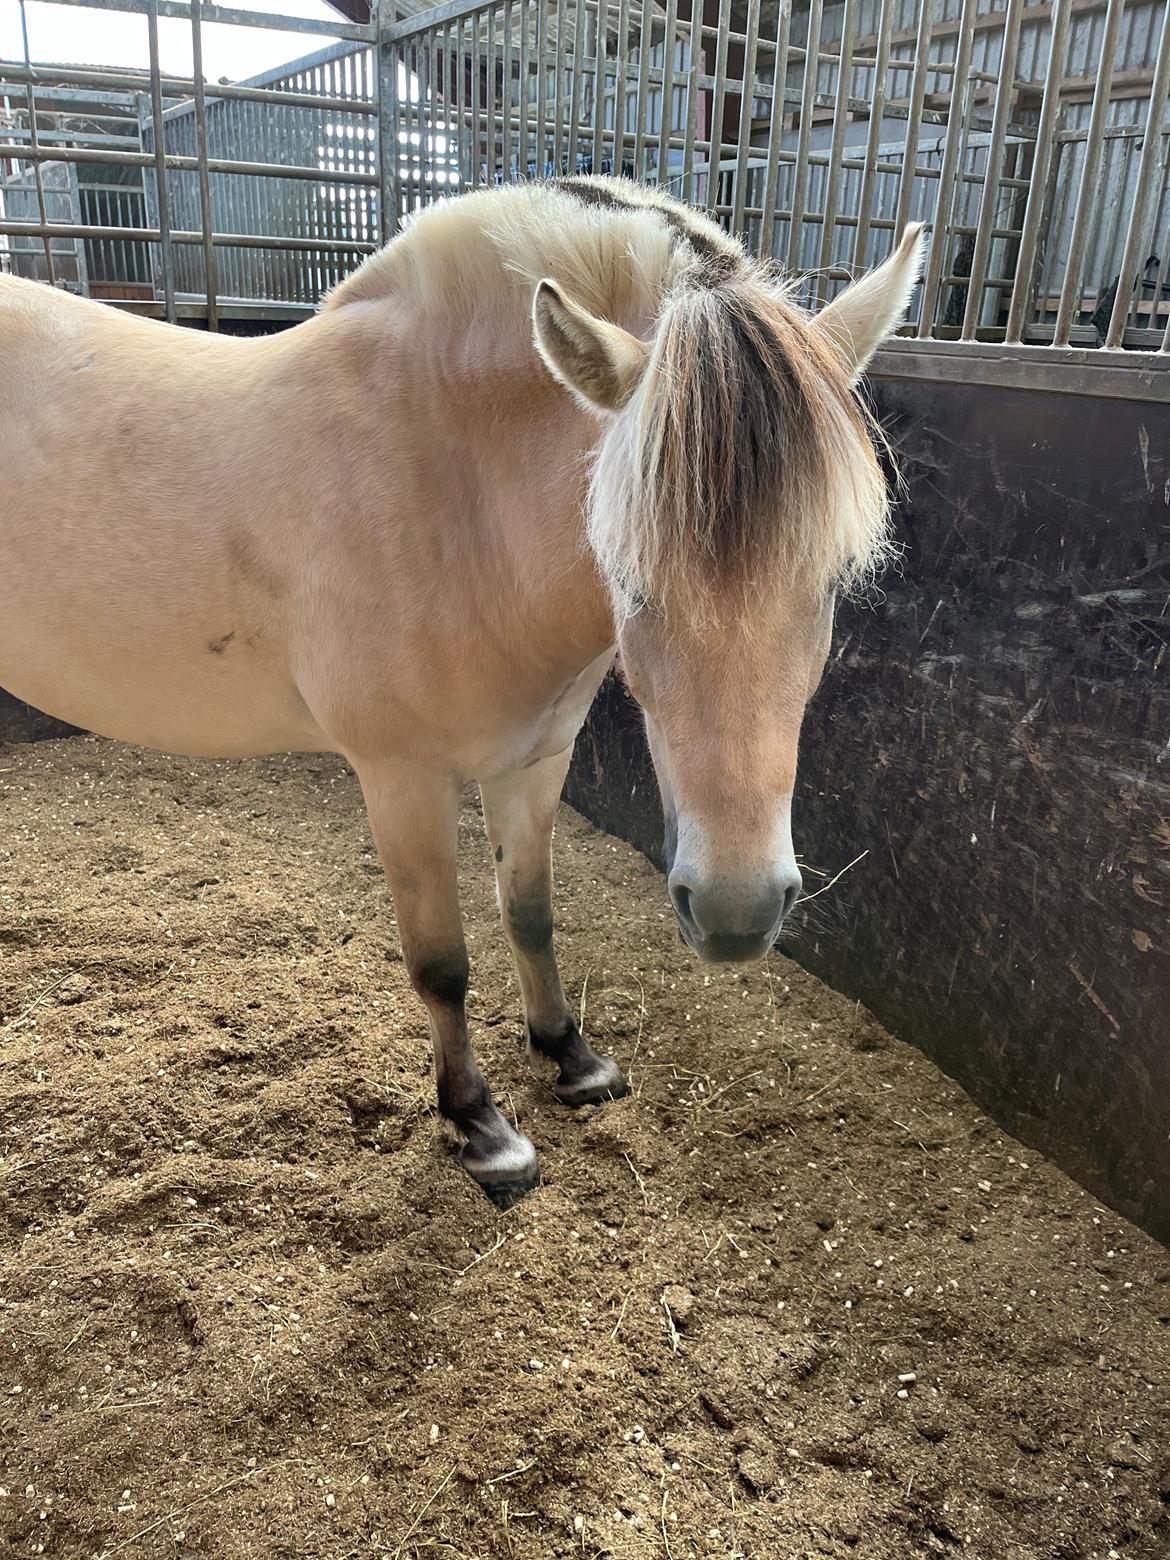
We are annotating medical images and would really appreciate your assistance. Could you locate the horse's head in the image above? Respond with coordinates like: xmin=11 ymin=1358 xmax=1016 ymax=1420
xmin=534 ymin=222 xmax=924 ymax=963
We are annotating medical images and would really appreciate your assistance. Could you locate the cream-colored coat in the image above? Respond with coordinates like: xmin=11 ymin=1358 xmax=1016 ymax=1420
xmin=0 ymin=182 xmax=923 ymax=1205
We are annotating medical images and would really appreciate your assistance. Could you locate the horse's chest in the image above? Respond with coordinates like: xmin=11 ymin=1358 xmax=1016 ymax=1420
xmin=480 ymin=647 xmax=615 ymax=778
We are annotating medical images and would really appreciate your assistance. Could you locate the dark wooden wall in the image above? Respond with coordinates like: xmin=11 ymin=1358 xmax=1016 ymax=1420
xmin=566 ymin=375 xmax=1170 ymax=1247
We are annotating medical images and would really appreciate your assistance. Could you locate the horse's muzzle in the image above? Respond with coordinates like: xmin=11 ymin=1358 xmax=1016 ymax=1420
xmin=669 ymin=869 xmax=801 ymax=965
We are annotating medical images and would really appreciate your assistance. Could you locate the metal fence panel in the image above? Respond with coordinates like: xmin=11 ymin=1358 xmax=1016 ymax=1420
xmin=1 ymin=0 xmax=1167 ymax=354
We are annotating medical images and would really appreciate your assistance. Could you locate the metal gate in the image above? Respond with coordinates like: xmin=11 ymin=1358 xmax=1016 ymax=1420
xmin=1 ymin=0 xmax=1168 ymax=371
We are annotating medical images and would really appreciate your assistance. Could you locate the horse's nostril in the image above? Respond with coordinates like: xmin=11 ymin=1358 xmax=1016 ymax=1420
xmin=781 ymin=875 xmax=802 ymax=921
xmin=670 ymin=880 xmax=695 ymax=929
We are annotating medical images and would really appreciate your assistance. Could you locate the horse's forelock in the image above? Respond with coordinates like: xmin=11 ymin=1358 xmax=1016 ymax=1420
xmin=588 ymin=275 xmax=893 ymax=618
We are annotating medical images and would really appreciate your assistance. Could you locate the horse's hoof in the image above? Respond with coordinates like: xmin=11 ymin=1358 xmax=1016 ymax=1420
xmin=474 ymin=1164 xmax=542 ymax=1209
xmin=555 ymin=1057 xmax=630 ymax=1108
xmin=459 ymin=1132 xmax=540 ymax=1208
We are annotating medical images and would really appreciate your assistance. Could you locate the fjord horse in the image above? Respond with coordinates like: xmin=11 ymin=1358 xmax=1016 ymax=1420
xmin=0 ymin=179 xmax=923 ymax=1204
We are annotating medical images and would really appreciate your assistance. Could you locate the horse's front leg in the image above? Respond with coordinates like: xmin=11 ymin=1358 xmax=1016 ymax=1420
xmin=357 ymin=763 xmax=539 ymax=1208
xmin=480 ymin=751 xmax=628 ymax=1106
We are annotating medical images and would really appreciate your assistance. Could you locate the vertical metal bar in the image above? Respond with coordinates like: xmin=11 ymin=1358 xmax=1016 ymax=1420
xmin=656 ymin=0 xmax=678 ymax=186
xmin=18 ymin=0 xmax=55 ymax=286
xmin=784 ymin=0 xmax=822 ymax=267
xmin=759 ymin=0 xmax=793 ymax=261
xmin=612 ymin=0 xmax=631 ymax=176
xmin=814 ymin=0 xmax=856 ymax=297
xmin=705 ymin=0 xmax=732 ymax=213
xmin=893 ymin=0 xmax=934 ymax=247
xmin=1104 ymin=2 xmax=1170 ymax=347
xmin=1004 ymin=0 xmax=1070 ymax=342
xmin=518 ymin=0 xmax=531 ymax=178
xmin=486 ymin=8 xmax=498 ymax=182
xmin=918 ymin=0 xmax=977 ymax=334
xmin=960 ymin=0 xmax=1024 ymax=338
xmin=146 ymin=0 xmax=176 ymax=322
xmin=471 ymin=8 xmax=483 ymax=182
xmin=1053 ymin=0 xmax=1126 ymax=345
xmin=731 ymin=0 xmax=759 ymax=233
xmin=852 ymin=0 xmax=891 ymax=272
xmin=569 ymin=0 xmax=588 ymax=172
xmin=455 ymin=15 xmax=467 ymax=187
xmin=593 ymin=0 xmax=608 ymax=172
xmin=502 ymin=0 xmax=514 ymax=180
xmin=535 ymin=0 xmax=548 ymax=174
xmin=680 ymin=0 xmax=704 ymax=203
xmin=190 ymin=0 xmax=219 ymax=329
xmin=427 ymin=27 xmax=440 ymax=202
xmin=552 ymin=0 xmax=566 ymax=172
xmin=632 ymin=0 xmax=654 ymax=181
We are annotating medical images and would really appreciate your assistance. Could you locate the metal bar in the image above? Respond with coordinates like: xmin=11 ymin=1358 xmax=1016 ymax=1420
xmin=918 ymin=0 xmax=978 ymax=334
xmin=1104 ymin=2 xmax=1170 ymax=347
xmin=32 ymin=0 xmax=374 ymax=40
xmin=893 ymin=0 xmax=934 ymax=246
xmin=455 ymin=14 xmax=468 ymax=187
xmin=814 ymin=0 xmax=856 ymax=298
xmin=589 ymin=0 xmax=604 ymax=171
xmin=535 ymin=0 xmax=548 ymax=174
xmin=1053 ymin=0 xmax=1126 ymax=345
xmin=679 ymin=0 xmax=703 ymax=202
xmin=502 ymin=0 xmax=514 ymax=180
xmin=569 ymin=0 xmax=588 ymax=171
xmin=189 ymin=0 xmax=218 ymax=329
xmin=425 ymin=26 xmax=438 ymax=202
xmin=851 ymin=0 xmax=892 ymax=273
xmin=145 ymin=0 xmax=176 ymax=322
xmin=0 ymin=220 xmax=377 ymax=254
xmin=731 ymin=0 xmax=759 ymax=233
xmin=551 ymin=0 xmax=566 ymax=172
xmin=486 ymin=7 xmax=498 ymax=181
xmin=0 ymin=141 xmax=380 ymax=187
xmin=17 ymin=0 xmax=55 ymax=286
xmin=519 ymin=0 xmax=532 ymax=178
xmin=0 ymin=60 xmax=377 ymax=116
xmin=960 ymin=0 xmax=1024 ymax=338
xmin=632 ymin=0 xmax=654 ymax=179
xmin=611 ymin=0 xmax=631 ymax=175
xmin=656 ymin=0 xmax=678 ymax=185
xmin=377 ymin=0 xmax=402 ymax=236
xmin=784 ymin=0 xmax=822 ymax=267
xmin=705 ymin=0 xmax=732 ymax=214
xmin=758 ymin=0 xmax=792 ymax=260
xmin=1003 ymin=0 xmax=1070 ymax=342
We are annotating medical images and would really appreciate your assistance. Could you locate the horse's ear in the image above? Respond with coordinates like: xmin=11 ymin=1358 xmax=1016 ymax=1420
xmin=532 ymin=279 xmax=649 ymax=413
xmin=810 ymin=223 xmax=926 ymax=383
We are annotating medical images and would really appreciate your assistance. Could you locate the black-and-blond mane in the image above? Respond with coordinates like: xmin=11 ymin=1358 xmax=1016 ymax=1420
xmin=329 ymin=176 xmax=893 ymax=609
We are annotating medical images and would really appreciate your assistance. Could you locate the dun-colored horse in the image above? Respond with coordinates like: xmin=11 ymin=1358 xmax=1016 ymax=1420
xmin=0 ymin=180 xmax=923 ymax=1204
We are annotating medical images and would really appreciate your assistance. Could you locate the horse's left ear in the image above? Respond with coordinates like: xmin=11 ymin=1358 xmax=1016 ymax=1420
xmin=532 ymin=279 xmax=650 ymax=413
xmin=811 ymin=223 xmax=926 ymax=383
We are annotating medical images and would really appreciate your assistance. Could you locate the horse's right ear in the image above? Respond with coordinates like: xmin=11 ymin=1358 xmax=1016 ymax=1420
xmin=532 ymin=279 xmax=649 ymax=413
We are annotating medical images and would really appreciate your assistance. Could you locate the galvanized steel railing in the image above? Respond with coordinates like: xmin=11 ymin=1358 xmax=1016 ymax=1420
xmin=1 ymin=0 xmax=1168 ymax=375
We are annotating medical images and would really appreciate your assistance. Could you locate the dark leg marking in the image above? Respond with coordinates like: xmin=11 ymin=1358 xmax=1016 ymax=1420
xmin=507 ymin=896 xmax=554 ymax=956
xmin=416 ymin=950 xmax=539 ymax=1207
xmin=414 ymin=951 xmax=470 ymax=1007
xmin=495 ymin=845 xmax=504 ymax=863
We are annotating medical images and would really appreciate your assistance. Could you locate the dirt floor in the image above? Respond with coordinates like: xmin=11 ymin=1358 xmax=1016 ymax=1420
xmin=1 ymin=737 xmax=1168 ymax=1560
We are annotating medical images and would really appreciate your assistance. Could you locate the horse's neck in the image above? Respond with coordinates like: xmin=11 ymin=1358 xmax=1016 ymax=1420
xmin=315 ymin=297 xmax=616 ymax=671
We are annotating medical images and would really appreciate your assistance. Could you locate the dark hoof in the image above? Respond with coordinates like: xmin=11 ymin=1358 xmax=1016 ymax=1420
xmin=555 ymin=1060 xmax=631 ymax=1108
xmin=468 ymin=1161 xmax=542 ymax=1209
xmin=458 ymin=1129 xmax=540 ymax=1209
